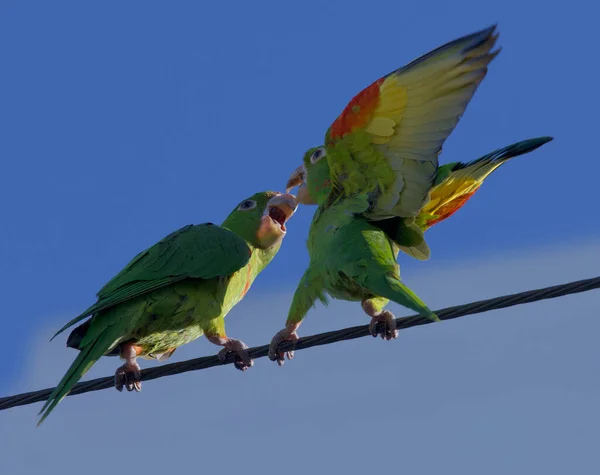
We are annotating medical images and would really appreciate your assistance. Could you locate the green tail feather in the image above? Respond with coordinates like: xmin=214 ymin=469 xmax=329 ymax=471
xmin=38 ymin=324 xmax=123 ymax=426
xmin=67 ymin=320 xmax=121 ymax=356
xmin=452 ymin=136 xmax=554 ymax=174
xmin=362 ymin=273 xmax=439 ymax=323
xmin=49 ymin=302 xmax=102 ymax=342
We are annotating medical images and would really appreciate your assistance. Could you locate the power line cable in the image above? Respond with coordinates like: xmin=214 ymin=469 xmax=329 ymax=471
xmin=1 ymin=275 xmax=599 ymax=412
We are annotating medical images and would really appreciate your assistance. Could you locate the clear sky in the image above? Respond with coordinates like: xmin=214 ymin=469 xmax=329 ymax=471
xmin=1 ymin=0 xmax=599 ymax=472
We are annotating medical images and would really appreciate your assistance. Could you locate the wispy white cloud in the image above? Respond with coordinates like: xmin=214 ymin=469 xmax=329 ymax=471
xmin=2 ymin=240 xmax=599 ymax=474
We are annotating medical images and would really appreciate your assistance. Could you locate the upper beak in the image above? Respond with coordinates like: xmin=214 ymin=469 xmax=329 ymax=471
xmin=268 ymin=193 xmax=298 ymax=214
xmin=286 ymin=165 xmax=305 ymax=193
xmin=286 ymin=164 xmax=317 ymax=205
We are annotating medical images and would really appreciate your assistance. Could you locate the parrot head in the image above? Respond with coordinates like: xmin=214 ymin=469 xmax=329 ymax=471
xmin=286 ymin=146 xmax=332 ymax=205
xmin=222 ymin=191 xmax=298 ymax=250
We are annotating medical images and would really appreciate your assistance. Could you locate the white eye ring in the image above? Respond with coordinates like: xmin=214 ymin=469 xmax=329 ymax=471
xmin=238 ymin=199 xmax=257 ymax=211
xmin=310 ymin=147 xmax=326 ymax=164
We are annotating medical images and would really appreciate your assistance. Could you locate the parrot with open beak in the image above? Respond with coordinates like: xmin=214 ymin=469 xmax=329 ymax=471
xmin=39 ymin=191 xmax=297 ymax=425
xmin=269 ymin=26 xmax=500 ymax=365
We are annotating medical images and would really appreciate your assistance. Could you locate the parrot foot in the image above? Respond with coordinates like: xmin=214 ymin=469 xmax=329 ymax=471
xmin=362 ymin=300 xmax=398 ymax=341
xmin=268 ymin=323 xmax=300 ymax=367
xmin=368 ymin=310 xmax=398 ymax=340
xmin=114 ymin=361 xmax=142 ymax=392
xmin=215 ymin=338 xmax=254 ymax=372
xmin=115 ymin=343 xmax=142 ymax=392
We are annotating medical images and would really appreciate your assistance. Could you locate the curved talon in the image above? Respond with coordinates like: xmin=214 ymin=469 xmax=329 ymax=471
xmin=368 ymin=319 xmax=380 ymax=338
xmin=268 ymin=328 xmax=299 ymax=366
xmin=114 ymin=363 xmax=142 ymax=392
xmin=368 ymin=310 xmax=398 ymax=341
xmin=217 ymin=339 xmax=254 ymax=371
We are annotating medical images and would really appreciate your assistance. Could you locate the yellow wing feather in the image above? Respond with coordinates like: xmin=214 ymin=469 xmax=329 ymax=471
xmin=326 ymin=26 xmax=500 ymax=219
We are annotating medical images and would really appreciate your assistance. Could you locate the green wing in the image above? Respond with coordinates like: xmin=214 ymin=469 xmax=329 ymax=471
xmin=51 ymin=223 xmax=251 ymax=340
xmin=323 ymin=26 xmax=499 ymax=219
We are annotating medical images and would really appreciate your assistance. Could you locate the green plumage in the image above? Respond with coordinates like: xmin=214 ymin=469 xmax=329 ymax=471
xmin=273 ymin=28 xmax=503 ymax=341
xmin=294 ymin=137 xmax=554 ymax=262
xmin=285 ymin=196 xmax=438 ymax=328
xmin=51 ymin=224 xmax=252 ymax=341
xmin=39 ymin=191 xmax=295 ymax=425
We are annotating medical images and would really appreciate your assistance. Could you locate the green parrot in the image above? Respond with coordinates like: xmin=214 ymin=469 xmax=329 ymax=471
xmin=287 ymin=136 xmax=554 ymax=249
xmin=39 ymin=191 xmax=297 ymax=425
xmin=268 ymin=26 xmax=500 ymax=364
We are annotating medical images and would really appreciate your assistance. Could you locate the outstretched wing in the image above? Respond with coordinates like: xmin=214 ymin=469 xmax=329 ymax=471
xmin=51 ymin=224 xmax=251 ymax=340
xmin=324 ymin=25 xmax=499 ymax=218
xmin=417 ymin=136 xmax=554 ymax=230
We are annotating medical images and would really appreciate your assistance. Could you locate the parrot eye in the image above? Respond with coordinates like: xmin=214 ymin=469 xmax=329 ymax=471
xmin=310 ymin=147 xmax=326 ymax=164
xmin=238 ymin=199 xmax=257 ymax=211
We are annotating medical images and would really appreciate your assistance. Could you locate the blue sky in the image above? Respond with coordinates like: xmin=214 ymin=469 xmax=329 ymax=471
xmin=0 ymin=0 xmax=599 ymax=472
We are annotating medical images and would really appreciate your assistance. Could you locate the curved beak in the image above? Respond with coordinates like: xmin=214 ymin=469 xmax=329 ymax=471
xmin=286 ymin=164 xmax=317 ymax=205
xmin=286 ymin=164 xmax=306 ymax=193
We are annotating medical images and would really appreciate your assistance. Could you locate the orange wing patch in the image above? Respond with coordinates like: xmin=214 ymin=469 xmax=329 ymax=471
xmin=240 ymin=264 xmax=253 ymax=299
xmin=329 ymin=77 xmax=384 ymax=140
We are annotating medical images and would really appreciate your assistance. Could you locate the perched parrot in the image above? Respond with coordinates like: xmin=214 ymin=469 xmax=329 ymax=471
xmin=39 ymin=191 xmax=297 ymax=425
xmin=288 ymin=136 xmax=554 ymax=246
xmin=268 ymin=26 xmax=499 ymax=364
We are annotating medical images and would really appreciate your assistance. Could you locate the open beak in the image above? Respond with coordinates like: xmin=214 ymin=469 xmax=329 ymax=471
xmin=265 ymin=193 xmax=298 ymax=234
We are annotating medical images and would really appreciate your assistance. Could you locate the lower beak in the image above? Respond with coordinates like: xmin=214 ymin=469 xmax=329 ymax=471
xmin=297 ymin=184 xmax=317 ymax=205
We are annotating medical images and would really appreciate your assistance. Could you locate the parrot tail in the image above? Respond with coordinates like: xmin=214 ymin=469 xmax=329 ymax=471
xmin=38 ymin=323 xmax=123 ymax=426
xmin=417 ymin=136 xmax=554 ymax=231
xmin=447 ymin=136 xmax=554 ymax=183
xmin=67 ymin=320 xmax=121 ymax=356
xmin=364 ymin=273 xmax=439 ymax=323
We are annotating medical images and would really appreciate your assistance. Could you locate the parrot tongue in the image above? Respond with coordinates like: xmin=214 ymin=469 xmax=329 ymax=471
xmin=268 ymin=206 xmax=288 ymax=232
